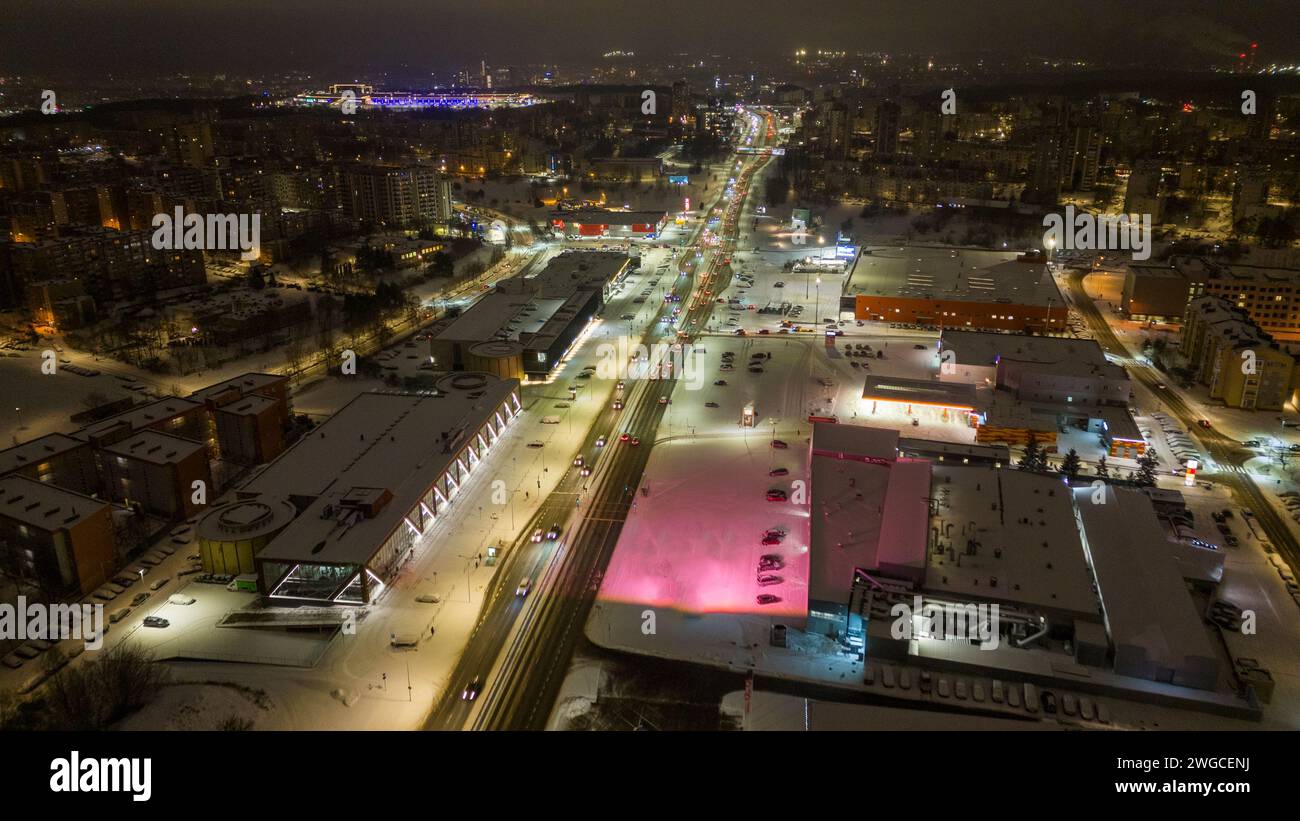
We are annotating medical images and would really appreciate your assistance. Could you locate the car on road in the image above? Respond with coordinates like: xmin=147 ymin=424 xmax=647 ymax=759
xmin=1198 ymin=419 xmax=1212 ymax=428
xmin=131 ymin=593 xmax=149 ymax=607
xmin=658 ymin=396 xmax=670 ymax=405
xmin=705 ymin=401 xmax=720 ymax=408
xmin=580 ymin=466 xmax=591 ymax=476
xmin=595 ymin=436 xmax=606 ymax=447
xmin=462 ymin=676 xmax=482 ymax=701
xmin=619 ymin=433 xmax=631 ymax=442
xmin=546 ymin=524 xmax=561 ymax=540
xmin=516 ymin=578 xmax=532 ymax=597
xmin=714 ymin=380 xmax=727 ymax=386
xmin=573 ymin=455 xmax=585 ymax=467
xmin=530 ymin=528 xmax=544 ymax=543
xmin=766 ymin=489 xmax=788 ymax=501
xmin=527 ymin=441 xmax=544 ymax=449
xmin=142 ymin=616 xmax=170 ymax=629
xmin=612 ymin=399 xmax=624 ymax=410
xmin=756 ymin=594 xmax=781 ymax=605
xmin=774 ymin=282 xmax=785 ymax=287
xmin=630 ymin=437 xmax=641 ymax=446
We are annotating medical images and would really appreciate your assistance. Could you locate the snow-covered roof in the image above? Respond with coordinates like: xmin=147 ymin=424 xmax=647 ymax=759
xmin=1074 ymin=485 xmax=1219 ymax=690
xmin=244 ymin=377 xmax=518 ymax=568
xmin=927 ymin=465 xmax=1101 ymax=620
xmin=0 ymin=474 xmax=107 ymax=531
xmin=808 ymin=424 xmax=930 ymax=607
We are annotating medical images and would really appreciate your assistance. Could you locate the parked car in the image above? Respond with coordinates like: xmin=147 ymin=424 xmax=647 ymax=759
xmin=756 ymin=594 xmax=781 ymax=605
xmin=168 ymin=594 xmax=196 ymax=606
xmin=766 ymin=489 xmax=788 ymax=502
xmin=142 ymin=616 xmax=170 ymax=629
xmin=768 ymin=467 xmax=789 ymax=477
xmin=771 ymin=440 xmax=788 ymax=449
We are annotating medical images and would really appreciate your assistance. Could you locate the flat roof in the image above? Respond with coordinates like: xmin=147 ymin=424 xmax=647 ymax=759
xmin=0 ymin=474 xmax=106 ymax=531
xmin=846 ymin=245 xmax=1064 ymax=307
xmin=75 ymin=397 xmax=203 ymax=440
xmin=100 ymin=430 xmax=206 ymax=466
xmin=809 ymin=424 xmax=930 ymax=604
xmin=214 ymin=394 xmax=280 ymax=417
xmin=0 ymin=433 xmax=86 ymax=475
xmin=810 ymin=421 xmax=898 ymax=462
xmin=862 ymin=376 xmax=978 ymax=411
xmin=1075 ymin=485 xmax=1219 ymax=689
xmin=940 ymin=330 xmax=1125 ymax=380
xmin=250 ymin=376 xmax=518 ymax=568
xmin=433 ymin=251 xmax=627 ymax=347
xmin=897 ymin=437 xmax=1010 ymax=463
xmin=551 ymin=209 xmax=666 ymax=225
xmin=927 ymin=465 xmax=1101 ymax=619
xmin=189 ymin=372 xmax=286 ymax=404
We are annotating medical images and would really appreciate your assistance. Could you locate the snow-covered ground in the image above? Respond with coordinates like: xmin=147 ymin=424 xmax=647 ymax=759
xmin=8 ymin=245 xmax=700 ymax=730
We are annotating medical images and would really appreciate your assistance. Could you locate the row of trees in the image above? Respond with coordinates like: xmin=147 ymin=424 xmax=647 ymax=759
xmin=1018 ymin=438 xmax=1160 ymax=487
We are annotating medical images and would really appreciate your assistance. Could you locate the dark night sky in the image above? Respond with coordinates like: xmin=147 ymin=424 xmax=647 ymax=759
xmin=2 ymin=0 xmax=1296 ymax=74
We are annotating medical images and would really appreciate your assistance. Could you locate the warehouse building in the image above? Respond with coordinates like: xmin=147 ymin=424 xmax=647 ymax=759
xmin=806 ymin=424 xmax=933 ymax=638
xmin=806 ymin=423 xmax=1221 ymax=694
xmin=844 ymin=246 xmax=1066 ymax=332
xmin=938 ymin=330 xmax=1143 ymax=456
xmin=1076 ymin=485 xmax=1220 ymax=690
xmin=197 ymin=373 xmax=520 ymax=604
xmin=427 ymin=251 xmax=630 ymax=379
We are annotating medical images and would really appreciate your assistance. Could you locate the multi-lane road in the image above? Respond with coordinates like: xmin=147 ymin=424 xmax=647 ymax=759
xmin=424 ymin=109 xmax=778 ymax=729
xmin=1064 ymin=269 xmax=1300 ymax=577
